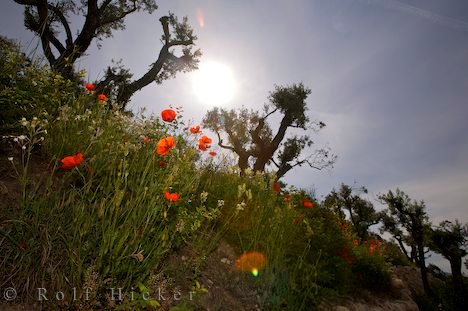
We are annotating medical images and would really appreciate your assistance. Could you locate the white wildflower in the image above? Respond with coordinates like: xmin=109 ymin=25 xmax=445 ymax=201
xmin=217 ymin=200 xmax=225 ymax=208
xmin=200 ymin=191 xmax=209 ymax=203
xmin=8 ymin=157 xmax=13 ymax=161
xmin=236 ymin=201 xmax=247 ymax=211
xmin=237 ymin=183 xmax=246 ymax=198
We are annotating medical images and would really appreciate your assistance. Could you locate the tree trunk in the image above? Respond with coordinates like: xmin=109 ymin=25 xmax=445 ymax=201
xmin=395 ymin=237 xmax=411 ymax=262
xmin=238 ymin=154 xmax=249 ymax=173
xmin=450 ymin=256 xmax=466 ymax=295
xmin=253 ymin=154 xmax=270 ymax=173
xmin=417 ymin=239 xmax=431 ymax=294
xmin=411 ymin=245 xmax=418 ymax=263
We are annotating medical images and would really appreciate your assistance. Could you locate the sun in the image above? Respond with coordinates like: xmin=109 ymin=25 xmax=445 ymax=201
xmin=192 ymin=61 xmax=236 ymax=106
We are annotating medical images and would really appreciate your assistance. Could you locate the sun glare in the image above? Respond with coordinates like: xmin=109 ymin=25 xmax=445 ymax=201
xmin=192 ymin=61 xmax=236 ymax=106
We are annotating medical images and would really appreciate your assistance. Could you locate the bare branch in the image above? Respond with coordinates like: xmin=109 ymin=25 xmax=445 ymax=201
xmin=215 ymin=131 xmax=235 ymax=151
xmin=159 ymin=16 xmax=170 ymax=45
xmin=271 ymin=158 xmax=280 ymax=169
xmin=167 ymin=39 xmax=193 ymax=48
xmin=13 ymin=0 xmax=38 ymax=5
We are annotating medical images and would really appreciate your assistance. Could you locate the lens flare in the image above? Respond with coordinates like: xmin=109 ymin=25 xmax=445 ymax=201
xmin=251 ymin=268 xmax=259 ymax=277
xmin=196 ymin=8 xmax=205 ymax=28
xmin=235 ymin=251 xmax=267 ymax=276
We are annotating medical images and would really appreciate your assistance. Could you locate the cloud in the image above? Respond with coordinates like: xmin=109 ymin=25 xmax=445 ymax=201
xmin=355 ymin=0 xmax=468 ymax=32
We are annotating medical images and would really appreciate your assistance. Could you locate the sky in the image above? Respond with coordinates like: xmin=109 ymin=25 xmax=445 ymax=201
xmin=1 ymin=0 xmax=467 ymax=272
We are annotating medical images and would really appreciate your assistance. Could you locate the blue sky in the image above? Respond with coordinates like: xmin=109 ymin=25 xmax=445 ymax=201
xmin=2 ymin=0 xmax=467 ymax=272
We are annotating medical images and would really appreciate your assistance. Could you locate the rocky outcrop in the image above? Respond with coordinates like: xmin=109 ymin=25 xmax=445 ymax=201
xmin=320 ymin=265 xmax=444 ymax=311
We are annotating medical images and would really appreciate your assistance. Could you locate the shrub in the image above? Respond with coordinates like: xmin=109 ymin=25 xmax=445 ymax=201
xmin=351 ymin=241 xmax=392 ymax=292
xmin=0 ymin=36 xmax=77 ymax=134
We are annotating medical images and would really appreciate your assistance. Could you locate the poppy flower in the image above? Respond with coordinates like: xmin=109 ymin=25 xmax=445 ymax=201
xmin=98 ymin=94 xmax=107 ymax=101
xmin=156 ymin=136 xmax=176 ymax=156
xmin=60 ymin=153 xmax=84 ymax=170
xmin=85 ymin=83 xmax=95 ymax=91
xmin=235 ymin=251 xmax=267 ymax=276
xmin=158 ymin=161 xmax=167 ymax=167
xmin=143 ymin=136 xmax=151 ymax=143
xmin=302 ymin=199 xmax=313 ymax=209
xmin=164 ymin=191 xmax=180 ymax=202
xmin=198 ymin=135 xmax=212 ymax=151
xmin=209 ymin=151 xmax=217 ymax=156
xmin=161 ymin=109 xmax=176 ymax=122
xmin=336 ymin=249 xmax=355 ymax=264
xmin=190 ymin=125 xmax=201 ymax=134
xmin=273 ymin=182 xmax=281 ymax=193
xmin=283 ymin=194 xmax=292 ymax=202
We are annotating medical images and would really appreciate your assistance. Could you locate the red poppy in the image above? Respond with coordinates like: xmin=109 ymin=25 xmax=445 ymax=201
xmin=190 ymin=125 xmax=201 ymax=134
xmin=302 ymin=199 xmax=313 ymax=209
xmin=209 ymin=151 xmax=217 ymax=156
xmin=198 ymin=135 xmax=212 ymax=151
xmin=283 ymin=194 xmax=292 ymax=202
xmin=164 ymin=191 xmax=180 ymax=202
xmin=336 ymin=249 xmax=355 ymax=264
xmin=158 ymin=161 xmax=167 ymax=167
xmin=143 ymin=136 xmax=151 ymax=143
xmin=98 ymin=94 xmax=107 ymax=101
xmin=156 ymin=137 xmax=176 ymax=156
xmin=161 ymin=109 xmax=176 ymax=122
xmin=60 ymin=153 xmax=84 ymax=170
xmin=273 ymin=182 xmax=281 ymax=193
xmin=85 ymin=83 xmax=95 ymax=91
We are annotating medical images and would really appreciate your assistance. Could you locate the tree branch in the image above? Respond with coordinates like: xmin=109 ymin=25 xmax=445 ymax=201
xmin=168 ymin=39 xmax=193 ymax=47
xmin=270 ymin=115 xmax=292 ymax=153
xmin=13 ymin=0 xmax=38 ymax=5
xmin=215 ymin=130 xmax=235 ymax=151
xmin=160 ymin=16 xmax=170 ymax=45
xmin=100 ymin=1 xmax=138 ymax=26
xmin=99 ymin=0 xmax=113 ymax=11
xmin=48 ymin=3 xmax=73 ymax=48
xmin=271 ymin=158 xmax=280 ymax=169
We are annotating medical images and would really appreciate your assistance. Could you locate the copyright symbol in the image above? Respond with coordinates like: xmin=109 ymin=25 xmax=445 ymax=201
xmin=3 ymin=287 xmax=17 ymax=301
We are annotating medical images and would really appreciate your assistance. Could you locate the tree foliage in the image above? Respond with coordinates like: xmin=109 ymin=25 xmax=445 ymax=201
xmin=14 ymin=0 xmax=201 ymax=106
xmin=203 ymin=83 xmax=336 ymax=179
xmin=429 ymin=220 xmax=467 ymax=295
xmin=379 ymin=189 xmax=432 ymax=294
xmin=323 ymin=184 xmax=382 ymax=242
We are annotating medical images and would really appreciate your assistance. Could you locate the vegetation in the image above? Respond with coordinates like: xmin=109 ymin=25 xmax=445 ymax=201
xmin=13 ymin=0 xmax=201 ymax=106
xmin=0 ymin=40 xmax=396 ymax=310
xmin=323 ymin=183 xmax=382 ymax=242
xmin=203 ymin=83 xmax=336 ymax=179
xmin=379 ymin=189 xmax=432 ymax=294
xmin=1 ymin=8 xmax=467 ymax=309
xmin=429 ymin=220 xmax=467 ymax=297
